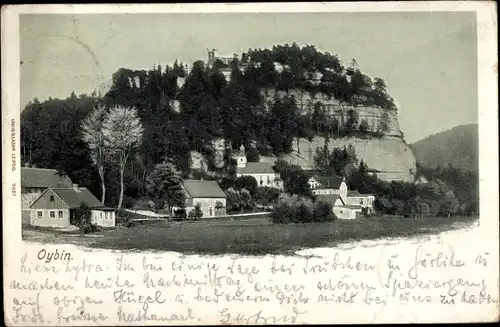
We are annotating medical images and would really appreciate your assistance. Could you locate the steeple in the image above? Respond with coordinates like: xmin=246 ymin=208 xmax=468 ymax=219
xmin=237 ymin=144 xmax=247 ymax=168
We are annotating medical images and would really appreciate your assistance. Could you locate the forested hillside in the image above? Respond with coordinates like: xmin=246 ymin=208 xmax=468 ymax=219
xmin=411 ymin=124 xmax=478 ymax=172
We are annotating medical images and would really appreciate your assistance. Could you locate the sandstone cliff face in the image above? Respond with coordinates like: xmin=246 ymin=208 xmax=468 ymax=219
xmin=290 ymin=136 xmax=416 ymax=182
xmin=189 ymin=88 xmax=416 ymax=183
xmin=262 ymin=88 xmax=402 ymax=137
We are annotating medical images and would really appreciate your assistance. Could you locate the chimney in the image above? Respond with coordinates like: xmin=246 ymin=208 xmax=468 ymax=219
xmin=73 ymin=183 xmax=80 ymax=192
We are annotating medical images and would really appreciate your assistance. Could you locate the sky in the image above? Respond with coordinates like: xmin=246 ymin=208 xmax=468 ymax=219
xmin=20 ymin=12 xmax=477 ymax=143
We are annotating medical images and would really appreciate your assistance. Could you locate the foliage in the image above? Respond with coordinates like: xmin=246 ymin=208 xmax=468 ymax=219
xmin=274 ymin=160 xmax=312 ymax=197
xmin=193 ymin=203 xmax=203 ymax=220
xmin=81 ymin=105 xmax=109 ymax=203
xmin=439 ymin=190 xmax=460 ymax=217
xmin=74 ymin=202 xmax=100 ymax=234
xmin=234 ymin=176 xmax=258 ymax=196
xmin=271 ymin=193 xmax=336 ymax=224
xmin=313 ymin=201 xmax=336 ymax=222
xmin=411 ymin=124 xmax=478 ymax=173
xmin=146 ymin=162 xmax=185 ymax=215
xmin=246 ymin=148 xmax=260 ymax=162
xmin=21 ymin=94 xmax=101 ymax=197
xmin=254 ymin=186 xmax=281 ymax=206
xmin=225 ymin=187 xmax=253 ymax=213
xmin=103 ymin=105 xmax=144 ymax=210
xmin=314 ymin=144 xmax=358 ymax=177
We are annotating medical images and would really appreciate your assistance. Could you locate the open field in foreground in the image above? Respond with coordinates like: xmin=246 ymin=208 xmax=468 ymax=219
xmin=23 ymin=215 xmax=478 ymax=255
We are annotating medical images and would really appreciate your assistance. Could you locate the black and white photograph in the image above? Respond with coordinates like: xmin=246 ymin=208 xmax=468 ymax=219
xmin=3 ymin=3 xmax=498 ymax=325
xmin=19 ymin=10 xmax=480 ymax=254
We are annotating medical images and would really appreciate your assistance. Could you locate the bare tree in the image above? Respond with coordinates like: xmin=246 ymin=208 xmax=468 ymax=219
xmin=103 ymin=106 xmax=144 ymax=210
xmin=81 ymin=105 xmax=108 ymax=203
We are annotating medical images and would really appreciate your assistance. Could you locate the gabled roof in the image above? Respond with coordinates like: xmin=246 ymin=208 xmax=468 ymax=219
xmin=183 ymin=180 xmax=227 ymax=199
xmin=315 ymin=194 xmax=345 ymax=206
xmin=51 ymin=188 xmax=104 ymax=209
xmin=237 ymin=162 xmax=276 ymax=174
xmin=314 ymin=176 xmax=345 ymax=189
xmin=21 ymin=167 xmax=73 ymax=189
xmin=348 ymin=190 xmax=375 ymax=197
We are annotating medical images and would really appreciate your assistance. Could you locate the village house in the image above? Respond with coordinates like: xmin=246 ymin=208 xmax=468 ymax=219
xmin=181 ymin=179 xmax=227 ymax=218
xmin=233 ymin=145 xmax=283 ymax=189
xmin=29 ymin=184 xmax=116 ymax=228
xmin=21 ymin=167 xmax=74 ymax=209
xmin=308 ymin=176 xmax=347 ymax=196
xmin=310 ymin=175 xmax=376 ymax=219
xmin=21 ymin=167 xmax=74 ymax=224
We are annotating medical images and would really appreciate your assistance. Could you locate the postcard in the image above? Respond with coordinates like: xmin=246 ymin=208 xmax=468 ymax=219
xmin=2 ymin=2 xmax=499 ymax=325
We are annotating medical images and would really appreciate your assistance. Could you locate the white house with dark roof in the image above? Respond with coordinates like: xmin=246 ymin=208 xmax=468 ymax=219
xmin=311 ymin=175 xmax=376 ymax=219
xmin=233 ymin=145 xmax=283 ymax=189
xmin=181 ymin=179 xmax=227 ymax=218
xmin=29 ymin=184 xmax=115 ymax=228
xmin=308 ymin=176 xmax=347 ymax=196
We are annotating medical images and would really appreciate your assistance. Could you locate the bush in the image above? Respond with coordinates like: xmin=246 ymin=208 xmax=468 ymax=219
xmin=116 ymin=208 xmax=132 ymax=225
xmin=235 ymin=176 xmax=258 ymax=196
xmin=270 ymin=202 xmax=295 ymax=224
xmin=254 ymin=186 xmax=280 ymax=206
xmin=122 ymin=196 xmax=137 ymax=209
xmin=297 ymin=203 xmax=314 ymax=223
xmin=313 ymin=201 xmax=335 ymax=222
xmin=74 ymin=202 xmax=99 ymax=234
xmin=271 ymin=194 xmax=337 ymax=224
xmin=246 ymin=148 xmax=260 ymax=162
xmin=219 ymin=176 xmax=237 ymax=191
xmin=194 ymin=203 xmax=203 ymax=220
xmin=132 ymin=197 xmax=155 ymax=210
xmin=226 ymin=187 xmax=253 ymax=213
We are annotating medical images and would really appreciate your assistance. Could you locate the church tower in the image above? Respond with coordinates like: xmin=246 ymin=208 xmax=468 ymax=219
xmin=207 ymin=48 xmax=217 ymax=68
xmin=236 ymin=144 xmax=247 ymax=168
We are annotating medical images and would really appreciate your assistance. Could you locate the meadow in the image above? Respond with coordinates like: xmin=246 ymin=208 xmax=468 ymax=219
xmin=22 ymin=215 xmax=478 ymax=255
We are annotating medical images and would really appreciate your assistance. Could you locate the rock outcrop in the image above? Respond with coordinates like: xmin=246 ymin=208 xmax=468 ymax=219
xmin=262 ymin=88 xmax=402 ymax=137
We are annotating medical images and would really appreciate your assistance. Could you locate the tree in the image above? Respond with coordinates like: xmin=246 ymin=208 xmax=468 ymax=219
xmin=225 ymin=187 xmax=253 ymax=213
xmin=146 ymin=162 xmax=185 ymax=216
xmin=194 ymin=203 xmax=203 ymax=220
xmin=313 ymin=201 xmax=335 ymax=222
xmin=81 ymin=105 xmax=109 ymax=203
xmin=246 ymin=148 xmax=260 ymax=163
xmin=254 ymin=186 xmax=280 ymax=206
xmin=74 ymin=202 xmax=95 ymax=234
xmin=275 ymin=161 xmax=312 ymax=198
xmin=440 ymin=190 xmax=459 ymax=217
xmin=344 ymin=109 xmax=359 ymax=133
xmin=103 ymin=105 xmax=144 ymax=210
xmin=235 ymin=176 xmax=258 ymax=196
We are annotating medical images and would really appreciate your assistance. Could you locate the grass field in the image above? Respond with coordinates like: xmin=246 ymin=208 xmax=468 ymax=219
xmin=22 ymin=215 xmax=478 ymax=255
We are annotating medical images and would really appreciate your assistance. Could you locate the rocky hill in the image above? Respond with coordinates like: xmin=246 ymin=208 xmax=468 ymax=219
xmin=411 ymin=124 xmax=478 ymax=172
xmin=99 ymin=44 xmax=417 ymax=182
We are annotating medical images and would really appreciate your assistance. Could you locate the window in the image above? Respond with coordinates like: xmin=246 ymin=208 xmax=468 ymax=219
xmin=100 ymin=212 xmax=103 ymax=219
xmin=37 ymin=211 xmax=43 ymax=218
xmin=49 ymin=211 xmax=55 ymax=218
xmin=50 ymin=195 xmax=55 ymax=202
xmin=58 ymin=211 xmax=64 ymax=218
